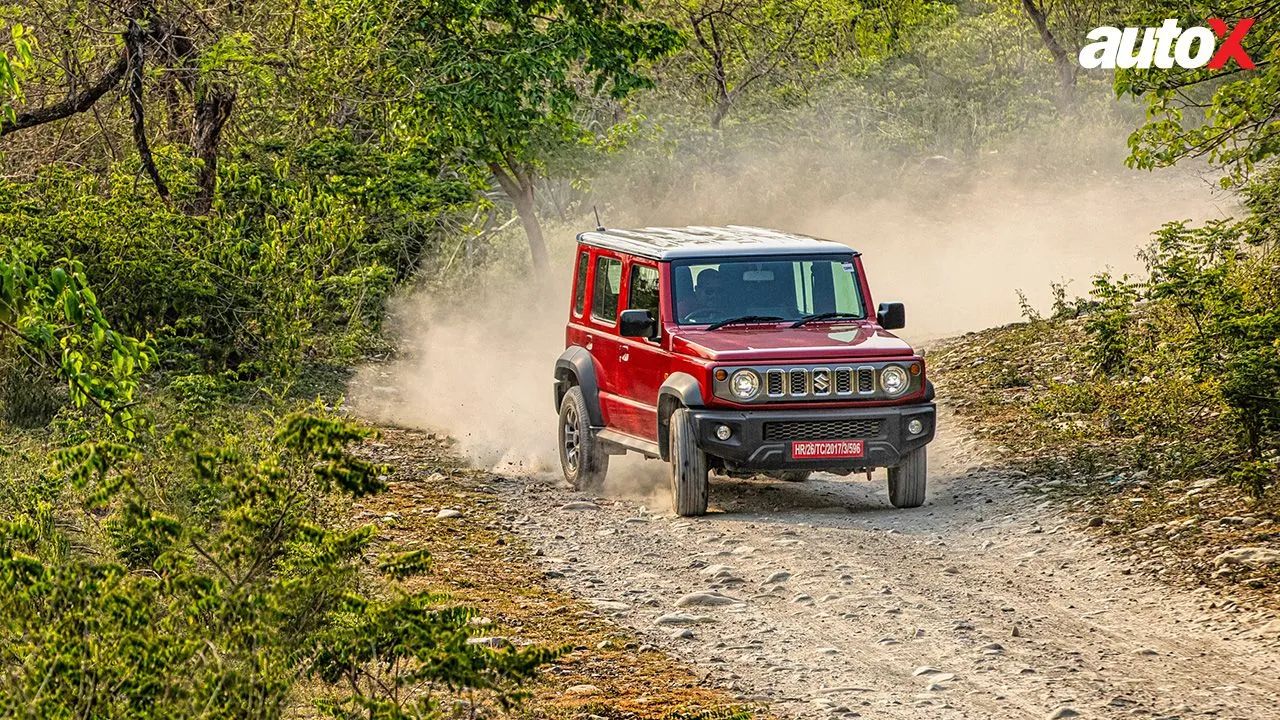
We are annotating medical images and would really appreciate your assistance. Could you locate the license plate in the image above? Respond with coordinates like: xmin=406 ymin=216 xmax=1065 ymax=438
xmin=790 ymin=439 xmax=865 ymax=459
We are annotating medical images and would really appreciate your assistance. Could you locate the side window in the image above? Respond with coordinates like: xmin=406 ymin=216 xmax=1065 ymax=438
xmin=591 ymin=256 xmax=622 ymax=325
xmin=572 ymin=251 xmax=589 ymax=316
xmin=628 ymin=264 xmax=660 ymax=316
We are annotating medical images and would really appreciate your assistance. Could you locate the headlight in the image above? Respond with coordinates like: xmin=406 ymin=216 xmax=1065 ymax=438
xmin=880 ymin=365 xmax=909 ymax=395
xmin=729 ymin=370 xmax=760 ymax=399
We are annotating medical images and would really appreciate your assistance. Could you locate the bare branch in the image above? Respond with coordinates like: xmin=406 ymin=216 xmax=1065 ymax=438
xmin=125 ymin=20 xmax=171 ymax=203
xmin=0 ymin=55 xmax=128 ymax=138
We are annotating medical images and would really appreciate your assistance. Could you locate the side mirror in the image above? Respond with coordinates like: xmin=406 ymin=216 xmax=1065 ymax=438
xmin=877 ymin=302 xmax=906 ymax=330
xmin=619 ymin=309 xmax=658 ymax=339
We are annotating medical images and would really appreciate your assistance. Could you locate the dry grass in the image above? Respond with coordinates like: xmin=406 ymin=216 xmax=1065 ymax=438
xmin=353 ymin=426 xmax=765 ymax=720
xmin=929 ymin=321 xmax=1280 ymax=609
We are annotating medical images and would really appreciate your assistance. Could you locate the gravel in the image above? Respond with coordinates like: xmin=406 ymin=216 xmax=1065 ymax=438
xmin=495 ymin=408 xmax=1280 ymax=719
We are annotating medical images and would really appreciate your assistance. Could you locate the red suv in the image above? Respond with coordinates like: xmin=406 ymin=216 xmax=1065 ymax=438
xmin=553 ymin=225 xmax=935 ymax=516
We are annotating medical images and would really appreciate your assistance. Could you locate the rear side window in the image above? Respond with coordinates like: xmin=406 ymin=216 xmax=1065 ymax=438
xmin=573 ymin=251 xmax=589 ymax=316
xmin=628 ymin=264 xmax=660 ymax=316
xmin=591 ymin=256 xmax=622 ymax=324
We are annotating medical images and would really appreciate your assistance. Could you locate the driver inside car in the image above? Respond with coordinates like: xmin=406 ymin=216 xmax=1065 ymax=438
xmin=684 ymin=268 xmax=728 ymax=320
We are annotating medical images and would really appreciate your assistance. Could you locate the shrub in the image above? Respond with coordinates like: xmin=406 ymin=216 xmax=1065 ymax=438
xmin=0 ymin=409 xmax=559 ymax=718
xmin=1046 ymin=218 xmax=1280 ymax=496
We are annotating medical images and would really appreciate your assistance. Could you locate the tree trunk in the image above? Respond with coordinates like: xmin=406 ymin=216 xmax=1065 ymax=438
xmin=510 ymin=182 xmax=549 ymax=273
xmin=191 ymin=86 xmax=235 ymax=214
xmin=710 ymin=98 xmax=731 ymax=130
xmin=489 ymin=161 xmax=549 ymax=274
xmin=1019 ymin=0 xmax=1077 ymax=107
xmin=690 ymin=12 xmax=732 ymax=129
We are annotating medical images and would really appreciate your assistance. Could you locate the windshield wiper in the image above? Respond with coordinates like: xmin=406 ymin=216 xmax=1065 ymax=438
xmin=705 ymin=315 xmax=785 ymax=331
xmin=790 ymin=312 xmax=862 ymax=328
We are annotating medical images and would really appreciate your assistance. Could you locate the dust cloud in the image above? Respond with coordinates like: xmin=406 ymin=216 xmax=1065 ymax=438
xmin=350 ymin=272 xmax=571 ymax=473
xmin=350 ymin=126 xmax=1231 ymax=478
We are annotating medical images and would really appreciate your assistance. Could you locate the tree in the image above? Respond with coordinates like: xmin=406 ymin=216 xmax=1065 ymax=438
xmin=0 ymin=1 xmax=272 ymax=213
xmin=654 ymin=0 xmax=936 ymax=128
xmin=1120 ymin=2 xmax=1280 ymax=182
xmin=1018 ymin=0 xmax=1075 ymax=103
xmin=1015 ymin=0 xmax=1134 ymax=108
xmin=386 ymin=0 xmax=678 ymax=272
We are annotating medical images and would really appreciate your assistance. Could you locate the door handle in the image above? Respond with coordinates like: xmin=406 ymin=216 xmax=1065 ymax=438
xmin=620 ymin=349 xmax=630 ymax=362
xmin=584 ymin=333 xmax=593 ymax=351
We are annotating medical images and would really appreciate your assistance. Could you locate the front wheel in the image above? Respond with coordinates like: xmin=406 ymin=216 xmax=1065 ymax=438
xmin=668 ymin=408 xmax=709 ymax=516
xmin=774 ymin=470 xmax=811 ymax=483
xmin=559 ymin=387 xmax=608 ymax=490
xmin=887 ymin=446 xmax=927 ymax=508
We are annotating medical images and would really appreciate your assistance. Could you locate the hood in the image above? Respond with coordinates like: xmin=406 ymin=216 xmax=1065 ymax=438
xmin=671 ymin=321 xmax=915 ymax=362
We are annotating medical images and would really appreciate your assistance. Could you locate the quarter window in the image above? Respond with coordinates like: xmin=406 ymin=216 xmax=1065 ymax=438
xmin=573 ymin=251 xmax=589 ymax=316
xmin=628 ymin=264 xmax=660 ymax=316
xmin=591 ymin=256 xmax=622 ymax=324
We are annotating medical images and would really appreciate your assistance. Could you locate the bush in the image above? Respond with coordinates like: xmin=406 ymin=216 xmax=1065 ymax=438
xmin=1030 ymin=217 xmax=1280 ymax=496
xmin=0 ymin=252 xmax=557 ymax=717
xmin=0 ymin=408 xmax=559 ymax=718
xmin=0 ymin=139 xmax=472 ymax=383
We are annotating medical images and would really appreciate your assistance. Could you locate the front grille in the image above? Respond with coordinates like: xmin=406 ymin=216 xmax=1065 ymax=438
xmin=717 ymin=363 xmax=912 ymax=403
xmin=858 ymin=368 xmax=875 ymax=393
xmin=766 ymin=369 xmax=784 ymax=396
xmin=763 ymin=419 xmax=883 ymax=441
xmin=789 ymin=369 xmax=807 ymax=395
xmin=835 ymin=369 xmax=853 ymax=394
xmin=756 ymin=366 xmax=880 ymax=400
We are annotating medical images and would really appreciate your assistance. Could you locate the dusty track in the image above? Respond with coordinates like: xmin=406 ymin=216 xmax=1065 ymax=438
xmin=493 ymin=409 xmax=1280 ymax=719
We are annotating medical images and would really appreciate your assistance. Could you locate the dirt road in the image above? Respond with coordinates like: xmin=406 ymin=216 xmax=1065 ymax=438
xmin=494 ymin=410 xmax=1280 ymax=719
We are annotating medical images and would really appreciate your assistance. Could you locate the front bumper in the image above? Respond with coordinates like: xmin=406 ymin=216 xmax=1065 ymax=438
xmin=689 ymin=403 xmax=935 ymax=471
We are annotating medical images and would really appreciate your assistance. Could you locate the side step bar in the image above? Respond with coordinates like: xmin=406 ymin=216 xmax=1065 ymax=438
xmin=596 ymin=428 xmax=660 ymax=459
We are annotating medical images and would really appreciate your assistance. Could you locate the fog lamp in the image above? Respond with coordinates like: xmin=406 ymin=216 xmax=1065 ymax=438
xmin=907 ymin=419 xmax=924 ymax=435
xmin=715 ymin=425 xmax=733 ymax=441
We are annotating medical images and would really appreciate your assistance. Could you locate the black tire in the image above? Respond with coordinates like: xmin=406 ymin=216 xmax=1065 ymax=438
xmin=774 ymin=471 xmax=811 ymax=483
xmin=888 ymin=446 xmax=927 ymax=508
xmin=558 ymin=387 xmax=608 ymax=490
xmin=668 ymin=408 xmax=709 ymax=516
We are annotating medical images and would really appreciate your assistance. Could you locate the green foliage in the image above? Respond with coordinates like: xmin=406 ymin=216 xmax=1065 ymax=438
xmin=312 ymin=593 xmax=564 ymax=718
xmin=394 ymin=0 xmax=679 ymax=163
xmin=1 ymin=247 xmax=155 ymax=435
xmin=0 ymin=405 xmax=558 ymax=718
xmin=0 ymin=149 xmax=459 ymax=380
xmin=1083 ymin=272 xmax=1139 ymax=374
xmin=1120 ymin=2 xmax=1280 ymax=183
xmin=651 ymin=0 xmax=939 ymax=126
xmin=1142 ymin=222 xmax=1280 ymax=475
xmin=0 ymin=247 xmax=557 ymax=716
xmin=1025 ymin=219 xmax=1280 ymax=497
xmin=0 ymin=21 xmax=32 ymax=122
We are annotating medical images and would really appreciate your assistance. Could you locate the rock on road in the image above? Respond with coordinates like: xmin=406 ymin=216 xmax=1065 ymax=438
xmin=496 ymin=413 xmax=1280 ymax=719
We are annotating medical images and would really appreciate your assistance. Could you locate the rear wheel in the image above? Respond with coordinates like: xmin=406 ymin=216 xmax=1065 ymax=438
xmin=887 ymin=447 xmax=927 ymax=508
xmin=559 ymin=387 xmax=608 ymax=491
xmin=668 ymin=408 xmax=709 ymax=516
xmin=774 ymin=470 xmax=811 ymax=483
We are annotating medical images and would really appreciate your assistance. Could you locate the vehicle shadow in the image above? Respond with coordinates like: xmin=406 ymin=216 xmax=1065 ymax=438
xmin=703 ymin=466 xmax=979 ymax=530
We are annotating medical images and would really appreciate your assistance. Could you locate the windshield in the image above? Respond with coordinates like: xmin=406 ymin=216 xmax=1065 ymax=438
xmin=672 ymin=256 xmax=865 ymax=326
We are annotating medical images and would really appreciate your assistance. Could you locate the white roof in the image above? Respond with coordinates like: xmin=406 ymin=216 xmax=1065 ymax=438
xmin=577 ymin=225 xmax=856 ymax=260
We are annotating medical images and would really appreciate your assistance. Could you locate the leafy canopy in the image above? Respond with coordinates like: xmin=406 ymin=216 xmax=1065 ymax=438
xmin=1119 ymin=2 xmax=1280 ymax=183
